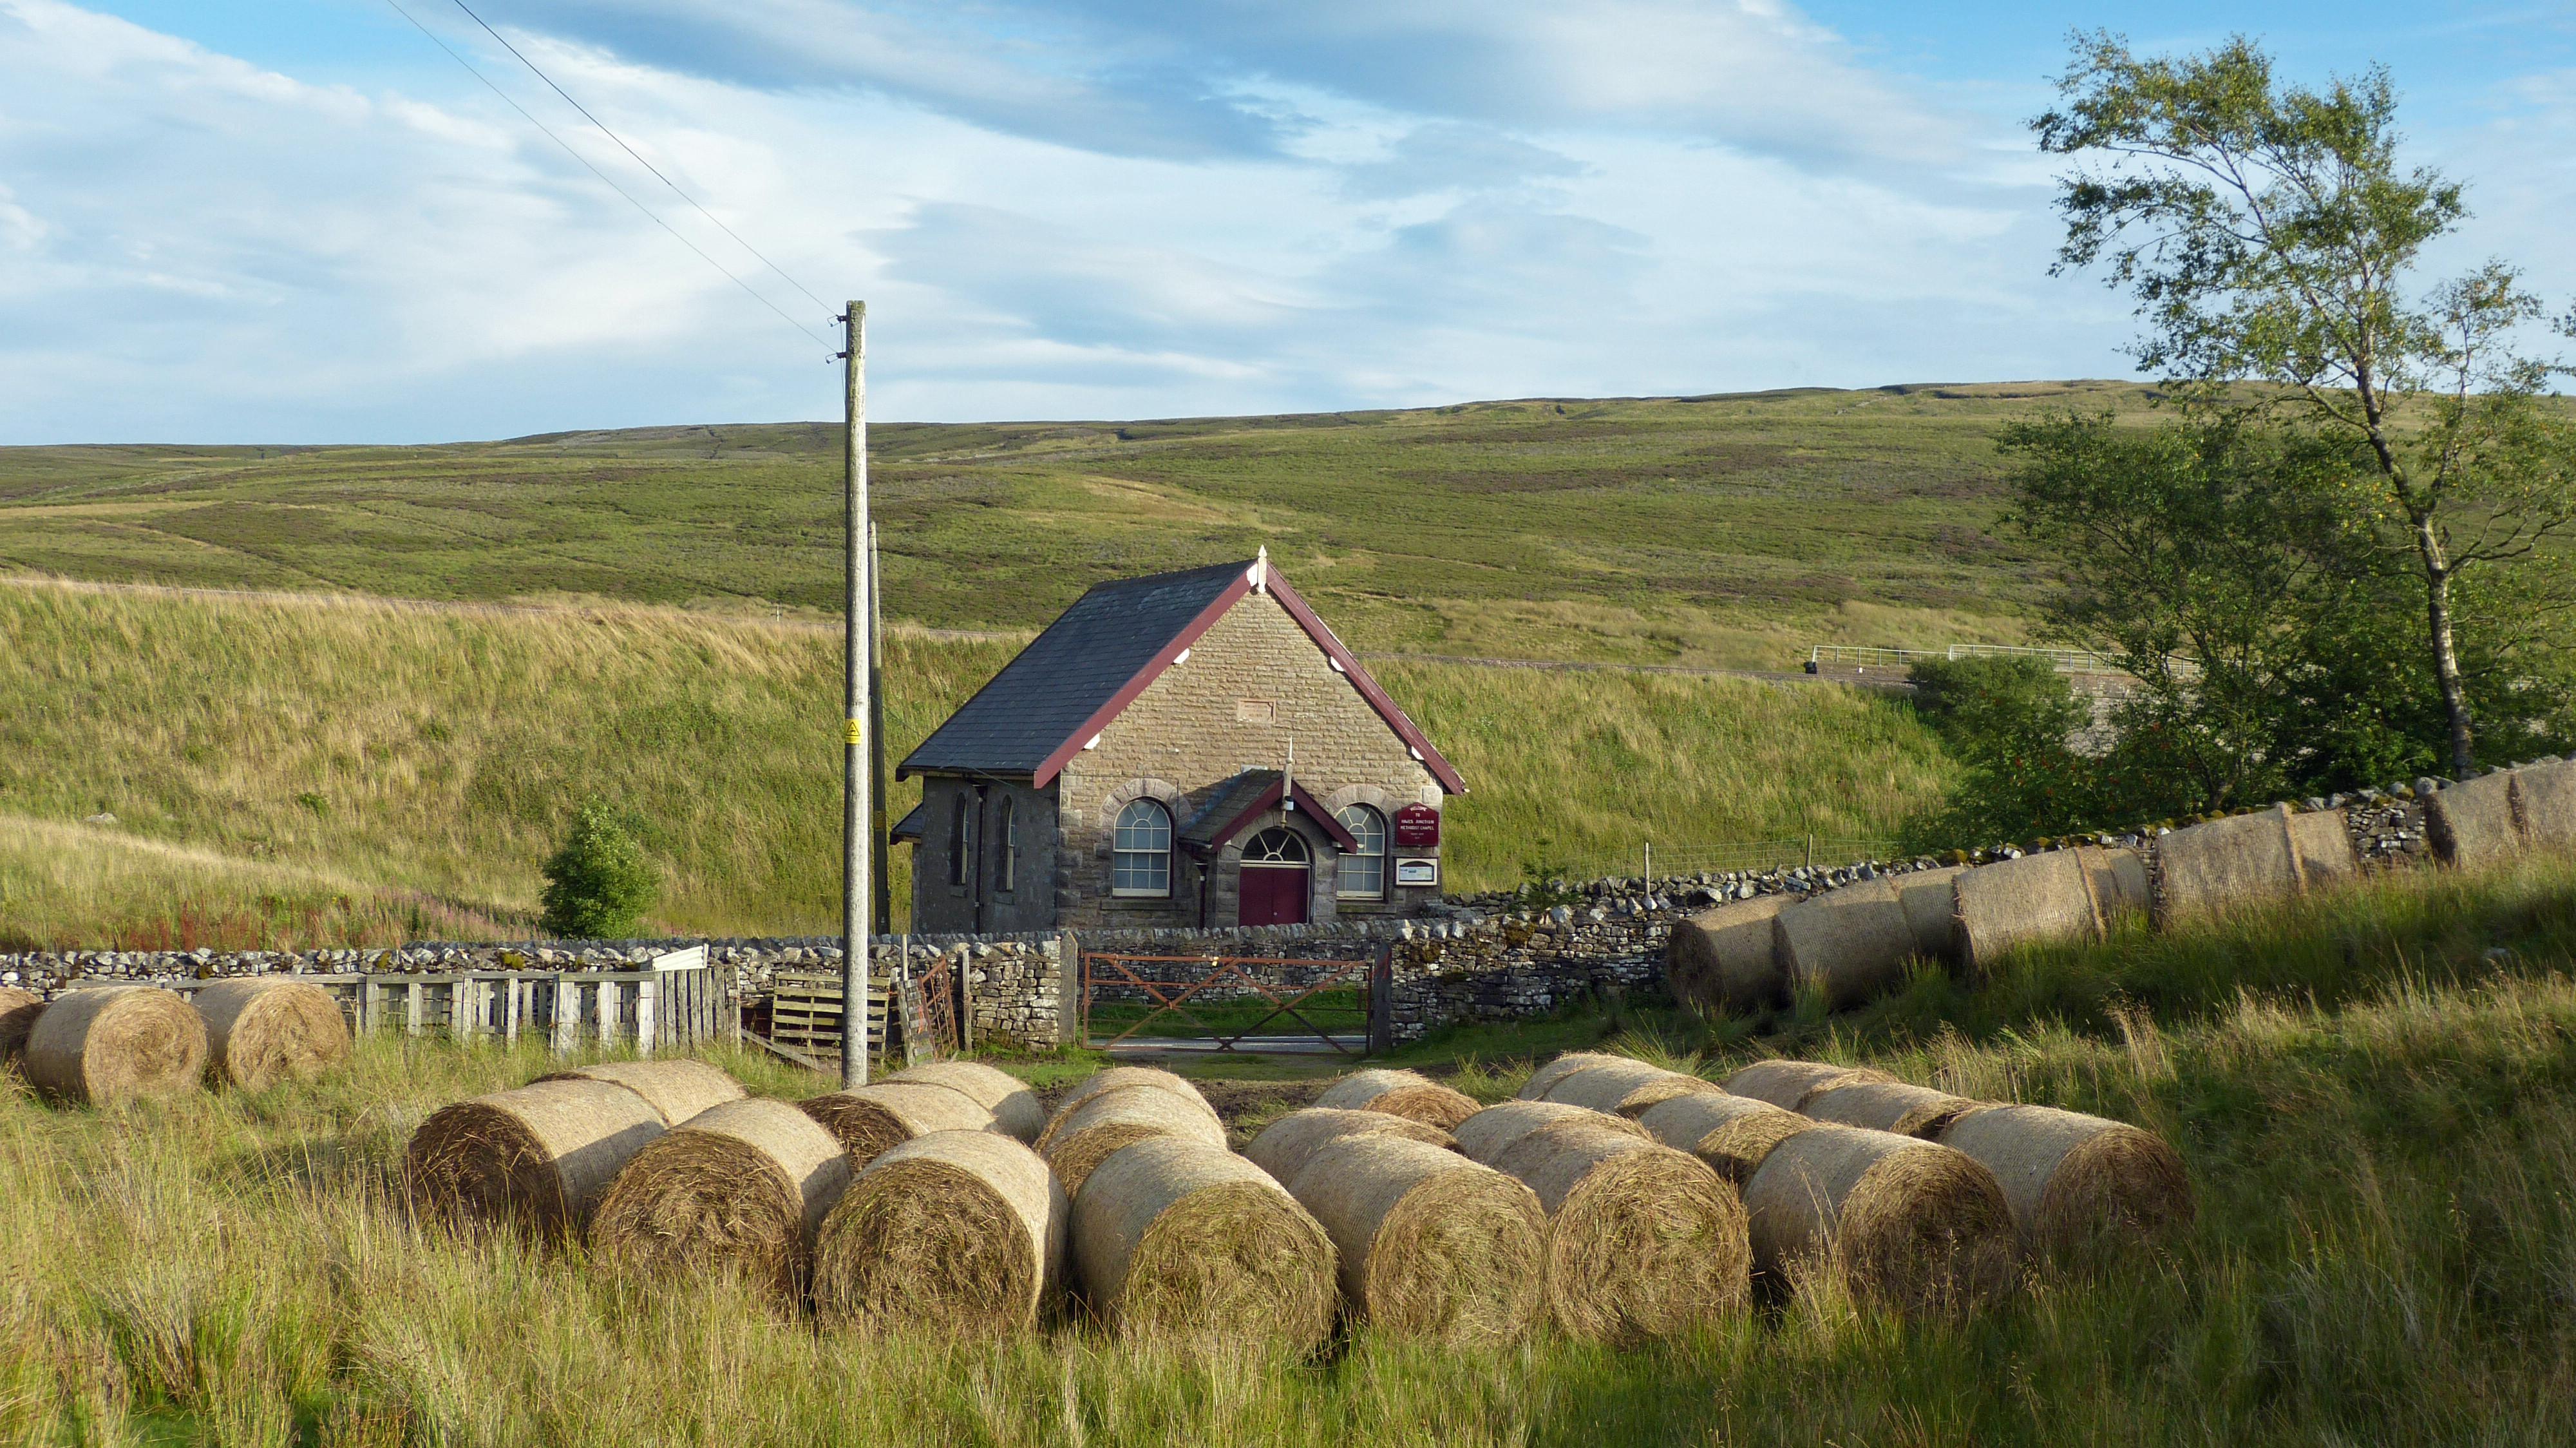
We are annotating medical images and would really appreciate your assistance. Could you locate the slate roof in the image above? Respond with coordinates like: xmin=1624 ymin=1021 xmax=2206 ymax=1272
xmin=1177 ymin=769 xmax=1360 ymax=855
xmin=899 ymin=559 xmax=1249 ymax=779
xmin=890 ymin=802 xmax=925 ymax=843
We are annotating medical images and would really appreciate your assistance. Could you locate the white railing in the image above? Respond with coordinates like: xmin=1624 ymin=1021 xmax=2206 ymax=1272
xmin=162 ymin=946 xmax=723 ymax=1054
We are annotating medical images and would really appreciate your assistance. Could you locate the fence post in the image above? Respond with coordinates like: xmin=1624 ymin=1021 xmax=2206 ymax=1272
xmin=1368 ymin=946 xmax=1394 ymax=1055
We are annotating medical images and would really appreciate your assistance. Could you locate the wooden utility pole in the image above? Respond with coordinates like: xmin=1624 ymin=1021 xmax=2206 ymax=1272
xmin=840 ymin=301 xmax=871 ymax=1089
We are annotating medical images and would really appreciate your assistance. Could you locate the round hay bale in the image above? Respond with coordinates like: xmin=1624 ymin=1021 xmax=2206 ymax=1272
xmin=1070 ymin=1134 xmax=1336 ymax=1348
xmin=1539 ymin=1060 xmax=1722 ymax=1116
xmin=1798 ymin=1081 xmax=1987 ymax=1139
xmin=1490 ymin=1123 xmax=1750 ymax=1342
xmin=2156 ymin=806 xmax=2307 ymax=922
xmin=2426 ymin=770 xmax=2524 ymax=869
xmin=887 ymin=1060 xmax=1045 ymax=1143
xmin=538 ymin=1061 xmax=745 ymax=1127
xmin=1454 ymin=1100 xmax=1647 ymax=1165
xmin=1721 ymin=1059 xmax=1894 ymax=1110
xmin=1776 ymin=877 xmax=1918 ymax=1008
xmin=800 ymin=1081 xmax=996 ymax=1170
xmin=1895 ymin=866 xmax=1967 ymax=962
xmin=1742 ymin=1124 xmax=2016 ymax=1315
xmin=1635 ymin=1092 xmax=1817 ymax=1185
xmin=592 ymin=1098 xmax=850 ymax=1296
xmin=1517 ymin=1051 xmax=1632 ymax=1101
xmin=24 ymin=986 xmax=208 ymax=1105
xmin=813 ymin=1129 xmax=1067 ymax=1334
xmin=1937 ymin=1105 xmax=2194 ymax=1253
xmin=1042 ymin=1085 xmax=1229 ymax=1196
xmin=2517 ymin=759 xmax=2576 ymax=852
xmin=1956 ymin=850 xmax=2103 ymax=971
xmin=0 ymin=986 xmax=44 ymax=1076
xmin=405 ymin=1078 xmax=667 ymax=1237
xmin=2287 ymin=810 xmax=2359 ymax=887
xmin=190 ymin=977 xmax=351 ymax=1091
xmin=2076 ymin=846 xmax=2151 ymax=922
xmin=1284 ymin=1133 xmax=1547 ymax=1346
xmin=1039 ymin=1067 xmax=1218 ymax=1147
xmin=1312 ymin=1068 xmax=1480 ymax=1130
xmin=1665 ymin=895 xmax=1790 ymax=1014
xmin=1245 ymin=1107 xmax=1455 ymax=1184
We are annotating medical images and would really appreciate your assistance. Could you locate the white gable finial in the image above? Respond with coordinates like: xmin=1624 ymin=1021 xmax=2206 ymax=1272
xmin=1251 ymin=546 xmax=1269 ymax=593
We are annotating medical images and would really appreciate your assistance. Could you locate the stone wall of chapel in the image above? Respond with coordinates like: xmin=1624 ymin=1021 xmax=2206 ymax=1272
xmin=1056 ymin=589 xmax=1444 ymax=928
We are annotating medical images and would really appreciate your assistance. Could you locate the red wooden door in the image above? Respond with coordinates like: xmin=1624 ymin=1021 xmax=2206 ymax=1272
xmin=1238 ymin=865 xmax=1311 ymax=926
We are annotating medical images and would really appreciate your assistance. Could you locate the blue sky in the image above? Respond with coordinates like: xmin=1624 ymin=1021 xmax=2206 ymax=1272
xmin=1 ymin=0 xmax=2570 ymax=443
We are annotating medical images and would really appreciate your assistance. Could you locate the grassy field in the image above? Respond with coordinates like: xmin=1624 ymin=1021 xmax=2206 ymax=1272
xmin=0 ymin=382 xmax=2181 ymax=671
xmin=6 ymin=855 xmax=2575 ymax=1444
xmin=0 ymin=578 xmax=1953 ymax=947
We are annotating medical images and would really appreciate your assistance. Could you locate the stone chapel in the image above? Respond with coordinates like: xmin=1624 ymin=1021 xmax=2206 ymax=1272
xmin=894 ymin=551 xmax=1463 ymax=931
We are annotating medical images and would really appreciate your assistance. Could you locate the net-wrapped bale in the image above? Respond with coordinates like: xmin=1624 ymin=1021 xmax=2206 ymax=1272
xmin=23 ymin=986 xmax=209 ymax=1105
xmin=1776 ymin=877 xmax=1918 ymax=1008
xmin=1742 ymin=1123 xmax=2016 ymax=1315
xmin=1798 ymin=1081 xmax=1987 ymax=1139
xmin=1454 ymin=1100 xmax=1647 ymax=1165
xmin=1245 ymin=1108 xmax=1455 ymax=1185
xmin=1042 ymin=1085 xmax=1229 ymax=1195
xmin=1636 ymin=1092 xmax=1817 ymax=1185
xmin=1517 ymin=1051 xmax=1632 ymax=1101
xmin=2283 ymin=808 xmax=2359 ymax=888
xmin=1722 ymin=1059 xmax=1894 ymax=1110
xmin=888 ymin=1060 xmax=1045 ymax=1143
xmin=1539 ymin=1060 xmax=1722 ymax=1116
xmin=2427 ymin=772 xmax=2526 ymax=869
xmin=1313 ymin=1068 xmax=1481 ymax=1130
xmin=814 ymin=1129 xmax=1066 ymax=1334
xmin=2517 ymin=760 xmax=2576 ymax=852
xmin=1665 ymin=895 xmax=1791 ymax=1015
xmin=1284 ymin=1134 xmax=1546 ymax=1346
xmin=1039 ymin=1067 xmax=1218 ymax=1147
xmin=800 ymin=1081 xmax=996 ymax=1170
xmin=592 ymin=1098 xmax=850 ymax=1296
xmin=191 ymin=977 xmax=351 ymax=1091
xmin=406 ymin=1078 xmax=666 ymax=1237
xmin=1956 ymin=850 xmax=2103 ymax=972
xmin=1070 ymin=1134 xmax=1336 ymax=1348
xmin=1490 ymin=1123 xmax=1750 ymax=1342
xmin=0 ymin=986 xmax=43 ymax=1076
xmin=1938 ymin=1105 xmax=2195 ymax=1254
xmin=2076 ymin=846 xmax=2152 ymax=922
xmin=2157 ymin=806 xmax=2307 ymax=920
xmin=539 ymin=1060 xmax=745 ymax=1127
xmin=1895 ymin=866 xmax=1966 ymax=962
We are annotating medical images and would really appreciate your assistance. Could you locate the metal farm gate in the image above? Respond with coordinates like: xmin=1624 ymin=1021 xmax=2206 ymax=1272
xmin=1079 ymin=951 xmax=1392 ymax=1056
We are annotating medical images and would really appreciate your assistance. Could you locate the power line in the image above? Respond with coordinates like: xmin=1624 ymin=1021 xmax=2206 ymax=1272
xmin=378 ymin=0 xmax=833 ymax=351
xmin=441 ymin=0 xmax=833 ymax=315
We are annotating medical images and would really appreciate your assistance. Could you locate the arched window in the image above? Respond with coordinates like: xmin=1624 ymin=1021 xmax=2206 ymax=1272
xmin=947 ymin=791 xmax=974 ymax=888
xmin=1241 ymin=827 xmax=1310 ymax=865
xmin=997 ymin=796 xmax=1018 ymax=893
xmin=1112 ymin=799 xmax=1171 ymax=897
xmin=1335 ymin=805 xmax=1386 ymax=899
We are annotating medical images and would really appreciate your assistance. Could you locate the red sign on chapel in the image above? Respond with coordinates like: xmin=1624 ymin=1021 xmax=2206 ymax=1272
xmin=1393 ymin=803 xmax=1441 ymax=849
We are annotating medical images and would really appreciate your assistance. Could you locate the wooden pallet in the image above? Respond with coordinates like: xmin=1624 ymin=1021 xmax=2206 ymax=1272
xmin=766 ymin=969 xmax=893 ymax=1060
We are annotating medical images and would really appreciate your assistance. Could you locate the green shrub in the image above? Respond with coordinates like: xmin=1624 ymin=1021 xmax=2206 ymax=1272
xmin=538 ymin=799 xmax=658 ymax=939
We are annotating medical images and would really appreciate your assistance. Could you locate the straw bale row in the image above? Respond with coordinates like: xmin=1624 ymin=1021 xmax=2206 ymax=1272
xmin=10 ymin=978 xmax=353 ymax=1105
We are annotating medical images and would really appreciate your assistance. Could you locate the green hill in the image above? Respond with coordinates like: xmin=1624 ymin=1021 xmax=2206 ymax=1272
xmin=0 ymin=381 xmax=2163 ymax=671
xmin=0 ymin=580 xmax=1951 ymax=946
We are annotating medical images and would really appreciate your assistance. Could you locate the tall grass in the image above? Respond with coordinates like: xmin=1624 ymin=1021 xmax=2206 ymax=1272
xmin=7 ymin=859 xmax=2576 ymax=1443
xmin=0 ymin=580 xmax=1954 ymax=946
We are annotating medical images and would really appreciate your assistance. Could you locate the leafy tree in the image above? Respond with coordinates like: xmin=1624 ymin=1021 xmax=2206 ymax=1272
xmin=1901 ymin=655 xmax=2098 ymax=850
xmin=539 ymin=798 xmax=659 ymax=940
xmin=1999 ymin=413 xmax=2452 ymax=808
xmin=2038 ymin=33 xmax=2576 ymax=774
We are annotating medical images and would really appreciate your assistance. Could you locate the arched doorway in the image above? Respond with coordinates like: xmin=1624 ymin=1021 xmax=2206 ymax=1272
xmin=1236 ymin=827 xmax=1311 ymax=926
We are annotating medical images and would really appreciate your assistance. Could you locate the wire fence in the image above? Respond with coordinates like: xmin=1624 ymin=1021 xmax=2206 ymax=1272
xmin=1531 ymin=836 xmax=1906 ymax=883
xmin=1806 ymin=643 xmax=2199 ymax=679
